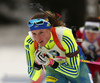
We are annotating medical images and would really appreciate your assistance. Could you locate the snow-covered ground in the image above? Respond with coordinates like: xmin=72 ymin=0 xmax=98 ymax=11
xmin=0 ymin=0 xmax=35 ymax=82
xmin=0 ymin=46 xmax=31 ymax=83
xmin=0 ymin=24 xmax=32 ymax=83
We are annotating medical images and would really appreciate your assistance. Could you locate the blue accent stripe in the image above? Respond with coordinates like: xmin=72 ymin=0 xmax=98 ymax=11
xmin=27 ymin=38 xmax=34 ymax=44
xmin=28 ymin=67 xmax=30 ymax=74
xmin=63 ymin=38 xmax=71 ymax=52
xmin=70 ymin=58 xmax=72 ymax=66
xmin=62 ymin=35 xmax=79 ymax=75
xmin=25 ymin=49 xmax=32 ymax=74
xmin=58 ymin=65 xmax=78 ymax=76
xmin=63 ymin=38 xmax=70 ymax=52
xmin=63 ymin=35 xmax=75 ymax=52
xmin=29 ymin=67 xmax=36 ymax=78
xmin=63 ymin=35 xmax=76 ymax=66
xmin=28 ymin=67 xmax=32 ymax=74
xmin=29 ymin=69 xmax=34 ymax=77
xmin=75 ymin=57 xmax=79 ymax=70
xmin=28 ymin=51 xmax=31 ymax=66
xmin=25 ymin=50 xmax=29 ymax=66
xmin=31 ymin=69 xmax=36 ymax=78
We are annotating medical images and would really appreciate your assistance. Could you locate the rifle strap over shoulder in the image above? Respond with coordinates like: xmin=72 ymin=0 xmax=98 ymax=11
xmin=51 ymin=27 xmax=65 ymax=51
xmin=51 ymin=27 xmax=79 ymax=57
xmin=34 ymin=40 xmax=38 ymax=50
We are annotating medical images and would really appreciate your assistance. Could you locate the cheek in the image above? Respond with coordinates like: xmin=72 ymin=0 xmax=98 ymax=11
xmin=32 ymin=35 xmax=36 ymax=39
xmin=86 ymin=33 xmax=92 ymax=38
xmin=32 ymin=35 xmax=39 ymax=40
xmin=93 ymin=34 xmax=98 ymax=39
xmin=41 ymin=34 xmax=47 ymax=39
xmin=41 ymin=32 xmax=50 ymax=41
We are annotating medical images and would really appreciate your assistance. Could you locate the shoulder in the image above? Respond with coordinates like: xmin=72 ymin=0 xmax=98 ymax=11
xmin=55 ymin=26 xmax=72 ymax=36
xmin=76 ymin=26 xmax=85 ymax=38
xmin=24 ymin=35 xmax=34 ymax=45
xmin=79 ymin=26 xmax=85 ymax=33
xmin=24 ymin=35 xmax=35 ymax=51
xmin=55 ymin=26 xmax=72 ymax=32
xmin=54 ymin=26 xmax=76 ymax=44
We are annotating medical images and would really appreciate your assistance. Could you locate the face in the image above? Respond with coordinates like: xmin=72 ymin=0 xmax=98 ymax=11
xmin=85 ymin=31 xmax=99 ymax=42
xmin=31 ymin=29 xmax=51 ymax=46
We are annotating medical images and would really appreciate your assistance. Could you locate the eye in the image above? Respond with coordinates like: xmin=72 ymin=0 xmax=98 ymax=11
xmin=39 ymin=31 xmax=43 ymax=34
xmin=32 ymin=33 xmax=36 ymax=35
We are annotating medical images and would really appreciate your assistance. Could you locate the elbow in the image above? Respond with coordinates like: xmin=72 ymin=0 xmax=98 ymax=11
xmin=72 ymin=69 xmax=80 ymax=78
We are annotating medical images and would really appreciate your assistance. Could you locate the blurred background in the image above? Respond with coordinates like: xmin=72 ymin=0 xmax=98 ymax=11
xmin=0 ymin=0 xmax=99 ymax=83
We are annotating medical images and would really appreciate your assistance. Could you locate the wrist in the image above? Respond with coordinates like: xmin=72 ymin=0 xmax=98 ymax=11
xmin=47 ymin=58 xmax=54 ymax=66
xmin=51 ymin=61 xmax=59 ymax=69
xmin=47 ymin=58 xmax=59 ymax=69
xmin=33 ymin=62 xmax=42 ymax=70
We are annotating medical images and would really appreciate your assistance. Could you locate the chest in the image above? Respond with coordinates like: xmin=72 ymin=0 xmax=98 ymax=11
xmin=81 ymin=41 xmax=100 ymax=53
xmin=40 ymin=44 xmax=66 ymax=62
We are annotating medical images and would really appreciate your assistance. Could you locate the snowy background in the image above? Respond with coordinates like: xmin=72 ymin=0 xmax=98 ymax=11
xmin=0 ymin=0 xmax=34 ymax=82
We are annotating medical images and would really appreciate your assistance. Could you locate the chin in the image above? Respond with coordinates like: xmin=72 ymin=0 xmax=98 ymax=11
xmin=89 ymin=40 xmax=93 ymax=43
xmin=39 ymin=43 xmax=45 ymax=47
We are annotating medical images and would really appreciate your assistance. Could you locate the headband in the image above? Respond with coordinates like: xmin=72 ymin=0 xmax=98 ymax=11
xmin=28 ymin=18 xmax=51 ymax=31
xmin=85 ymin=21 xmax=99 ymax=27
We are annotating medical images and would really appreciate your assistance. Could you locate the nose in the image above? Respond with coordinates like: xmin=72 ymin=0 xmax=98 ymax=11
xmin=34 ymin=34 xmax=41 ymax=41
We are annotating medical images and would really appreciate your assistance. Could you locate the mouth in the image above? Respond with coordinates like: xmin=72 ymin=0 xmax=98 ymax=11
xmin=38 ymin=40 xmax=43 ymax=43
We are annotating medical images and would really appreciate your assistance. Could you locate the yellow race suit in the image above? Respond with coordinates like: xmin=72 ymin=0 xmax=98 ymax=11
xmin=24 ymin=27 xmax=93 ymax=83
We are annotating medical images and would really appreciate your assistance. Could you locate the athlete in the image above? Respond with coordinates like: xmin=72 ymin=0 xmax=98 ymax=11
xmin=76 ymin=17 xmax=100 ymax=81
xmin=76 ymin=17 xmax=100 ymax=61
xmin=24 ymin=11 xmax=93 ymax=83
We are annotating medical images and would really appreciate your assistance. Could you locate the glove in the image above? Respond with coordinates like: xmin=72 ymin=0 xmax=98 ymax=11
xmin=33 ymin=62 xmax=42 ymax=70
xmin=35 ymin=49 xmax=49 ymax=65
xmin=35 ymin=49 xmax=59 ymax=69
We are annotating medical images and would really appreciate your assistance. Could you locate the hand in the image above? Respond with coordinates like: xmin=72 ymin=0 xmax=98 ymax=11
xmin=35 ymin=49 xmax=58 ymax=68
xmin=35 ymin=49 xmax=49 ymax=65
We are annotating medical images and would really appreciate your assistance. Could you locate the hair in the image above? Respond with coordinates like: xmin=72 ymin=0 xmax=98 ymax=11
xmin=86 ymin=17 xmax=100 ymax=22
xmin=30 ymin=11 xmax=65 ymax=27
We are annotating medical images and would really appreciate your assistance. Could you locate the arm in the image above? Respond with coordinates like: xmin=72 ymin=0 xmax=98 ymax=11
xmin=55 ymin=29 xmax=80 ymax=78
xmin=76 ymin=29 xmax=82 ymax=38
xmin=76 ymin=28 xmax=83 ymax=48
xmin=24 ymin=35 xmax=42 ymax=81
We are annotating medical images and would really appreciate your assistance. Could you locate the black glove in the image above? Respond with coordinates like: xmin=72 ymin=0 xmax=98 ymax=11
xmin=33 ymin=62 xmax=42 ymax=70
xmin=85 ymin=52 xmax=98 ymax=61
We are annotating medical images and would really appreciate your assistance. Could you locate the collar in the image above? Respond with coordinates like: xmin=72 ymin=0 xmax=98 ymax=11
xmin=44 ymin=32 xmax=55 ymax=49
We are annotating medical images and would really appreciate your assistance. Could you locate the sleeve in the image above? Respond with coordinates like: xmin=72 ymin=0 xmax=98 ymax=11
xmin=55 ymin=29 xmax=80 ymax=78
xmin=24 ymin=35 xmax=41 ymax=81
xmin=76 ymin=29 xmax=82 ymax=38
xmin=76 ymin=29 xmax=83 ymax=48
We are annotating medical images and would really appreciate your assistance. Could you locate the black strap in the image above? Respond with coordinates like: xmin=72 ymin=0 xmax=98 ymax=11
xmin=51 ymin=61 xmax=59 ymax=69
xmin=65 ymin=49 xmax=79 ymax=57
xmin=33 ymin=62 xmax=42 ymax=70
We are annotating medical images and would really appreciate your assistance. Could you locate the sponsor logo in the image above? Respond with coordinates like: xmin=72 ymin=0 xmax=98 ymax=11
xmin=46 ymin=76 xmax=58 ymax=82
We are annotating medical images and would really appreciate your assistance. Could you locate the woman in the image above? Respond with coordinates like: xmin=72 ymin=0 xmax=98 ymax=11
xmin=24 ymin=11 xmax=93 ymax=83
xmin=76 ymin=17 xmax=100 ymax=81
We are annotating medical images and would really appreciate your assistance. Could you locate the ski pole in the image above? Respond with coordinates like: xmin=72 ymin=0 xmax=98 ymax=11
xmin=80 ymin=60 xmax=100 ymax=65
xmin=53 ymin=55 xmax=100 ymax=65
